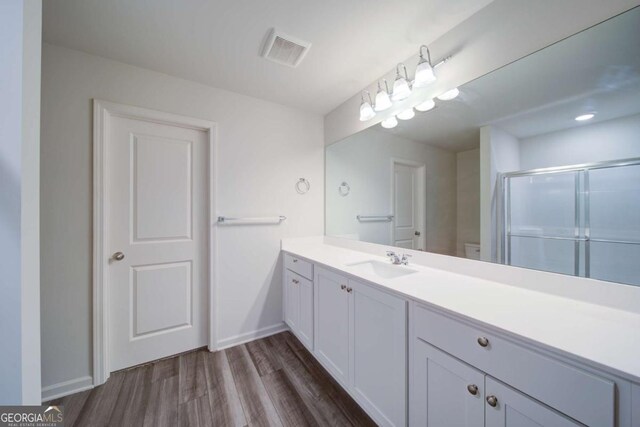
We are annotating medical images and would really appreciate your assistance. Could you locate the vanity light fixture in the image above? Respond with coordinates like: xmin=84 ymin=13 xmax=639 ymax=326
xmin=374 ymin=80 xmax=392 ymax=112
xmin=413 ymin=45 xmax=436 ymax=87
xmin=359 ymin=91 xmax=376 ymax=121
xmin=575 ymin=113 xmax=595 ymax=121
xmin=415 ymin=99 xmax=436 ymax=112
xmin=391 ymin=63 xmax=412 ymax=101
xmin=381 ymin=116 xmax=398 ymax=129
xmin=397 ymin=108 xmax=415 ymax=120
xmin=437 ymin=87 xmax=460 ymax=101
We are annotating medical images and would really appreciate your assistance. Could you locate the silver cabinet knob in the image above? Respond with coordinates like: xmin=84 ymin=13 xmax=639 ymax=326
xmin=414 ymin=231 xmax=421 ymax=236
xmin=340 ymin=284 xmax=347 ymax=290
xmin=292 ymin=279 xmax=299 ymax=284
xmin=346 ymin=287 xmax=353 ymax=293
xmin=486 ymin=395 xmax=498 ymax=407
xmin=112 ymin=251 xmax=125 ymax=261
xmin=467 ymin=384 xmax=478 ymax=396
xmin=292 ymin=259 xmax=298 ymax=263
xmin=477 ymin=337 xmax=489 ymax=347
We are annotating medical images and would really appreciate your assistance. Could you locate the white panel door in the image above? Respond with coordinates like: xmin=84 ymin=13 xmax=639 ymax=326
xmin=485 ymin=377 xmax=581 ymax=427
xmin=410 ymin=340 xmax=485 ymax=427
xmin=314 ymin=267 xmax=350 ymax=387
xmin=350 ymin=279 xmax=407 ymax=427
xmin=393 ymin=162 xmax=421 ymax=249
xmin=108 ymin=115 xmax=208 ymax=371
xmin=297 ymin=274 xmax=314 ymax=350
xmin=284 ymin=270 xmax=300 ymax=331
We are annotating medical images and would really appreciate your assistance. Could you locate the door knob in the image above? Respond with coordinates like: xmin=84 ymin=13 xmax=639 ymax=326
xmin=112 ymin=251 xmax=125 ymax=261
xmin=486 ymin=395 xmax=498 ymax=407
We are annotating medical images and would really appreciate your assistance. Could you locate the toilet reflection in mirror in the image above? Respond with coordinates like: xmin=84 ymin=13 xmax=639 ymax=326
xmin=325 ymin=7 xmax=640 ymax=287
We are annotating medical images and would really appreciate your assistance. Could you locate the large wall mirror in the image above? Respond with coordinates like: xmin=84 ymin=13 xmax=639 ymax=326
xmin=326 ymin=7 xmax=640 ymax=287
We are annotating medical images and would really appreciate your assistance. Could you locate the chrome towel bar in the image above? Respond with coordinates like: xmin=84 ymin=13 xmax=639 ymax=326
xmin=217 ymin=216 xmax=286 ymax=225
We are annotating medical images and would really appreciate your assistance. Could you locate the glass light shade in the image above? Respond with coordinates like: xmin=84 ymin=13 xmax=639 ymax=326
xmin=375 ymin=90 xmax=392 ymax=111
xmin=381 ymin=116 xmax=398 ymax=129
xmin=397 ymin=108 xmax=415 ymax=120
xmin=415 ymin=99 xmax=435 ymax=112
xmin=391 ymin=77 xmax=412 ymax=101
xmin=413 ymin=60 xmax=436 ymax=87
xmin=437 ymin=87 xmax=460 ymax=101
xmin=359 ymin=101 xmax=376 ymax=121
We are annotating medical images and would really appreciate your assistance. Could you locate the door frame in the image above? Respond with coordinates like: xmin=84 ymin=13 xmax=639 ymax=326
xmin=92 ymin=99 xmax=217 ymax=386
xmin=390 ymin=158 xmax=426 ymax=250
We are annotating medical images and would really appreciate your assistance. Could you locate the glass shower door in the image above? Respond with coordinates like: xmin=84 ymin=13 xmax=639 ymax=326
xmin=588 ymin=164 xmax=640 ymax=286
xmin=505 ymin=171 xmax=581 ymax=276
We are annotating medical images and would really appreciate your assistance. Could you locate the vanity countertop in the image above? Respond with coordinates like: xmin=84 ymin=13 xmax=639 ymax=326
xmin=281 ymin=238 xmax=640 ymax=384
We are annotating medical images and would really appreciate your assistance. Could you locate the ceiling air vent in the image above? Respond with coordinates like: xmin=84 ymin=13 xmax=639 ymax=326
xmin=262 ymin=29 xmax=311 ymax=68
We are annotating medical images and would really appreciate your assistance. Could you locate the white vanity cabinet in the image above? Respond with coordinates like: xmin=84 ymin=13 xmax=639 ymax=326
xmin=411 ymin=303 xmax=619 ymax=427
xmin=314 ymin=266 xmax=407 ymax=427
xmin=283 ymin=254 xmax=314 ymax=350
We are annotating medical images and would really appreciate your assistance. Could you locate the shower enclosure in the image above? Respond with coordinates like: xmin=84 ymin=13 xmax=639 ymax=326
xmin=501 ymin=158 xmax=640 ymax=287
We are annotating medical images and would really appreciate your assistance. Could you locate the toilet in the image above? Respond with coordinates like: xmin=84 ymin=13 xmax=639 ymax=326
xmin=464 ymin=243 xmax=481 ymax=260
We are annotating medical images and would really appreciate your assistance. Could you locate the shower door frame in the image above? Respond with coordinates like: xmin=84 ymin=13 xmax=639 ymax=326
xmin=500 ymin=157 xmax=640 ymax=279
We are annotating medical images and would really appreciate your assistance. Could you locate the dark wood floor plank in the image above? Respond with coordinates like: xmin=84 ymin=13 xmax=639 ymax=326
xmin=226 ymin=345 xmax=283 ymax=427
xmin=267 ymin=333 xmax=352 ymax=426
xmin=262 ymin=369 xmax=318 ymax=427
xmin=246 ymin=337 xmax=282 ymax=377
xmin=151 ymin=356 xmax=179 ymax=382
xmin=179 ymin=350 xmax=207 ymax=404
xmin=143 ymin=376 xmax=179 ymax=427
xmin=108 ymin=365 xmax=152 ymax=427
xmin=73 ymin=372 xmax=125 ymax=427
xmin=203 ymin=350 xmax=247 ymax=426
xmin=59 ymin=388 xmax=91 ymax=427
xmin=178 ymin=394 xmax=213 ymax=427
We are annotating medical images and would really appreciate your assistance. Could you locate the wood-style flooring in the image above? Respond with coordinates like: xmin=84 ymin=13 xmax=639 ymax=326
xmin=48 ymin=331 xmax=377 ymax=427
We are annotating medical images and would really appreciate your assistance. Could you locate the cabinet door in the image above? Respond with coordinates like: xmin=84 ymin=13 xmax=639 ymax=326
xmin=411 ymin=339 xmax=485 ymax=427
xmin=297 ymin=274 xmax=314 ymax=350
xmin=350 ymin=279 xmax=407 ymax=427
xmin=284 ymin=270 xmax=299 ymax=331
xmin=485 ymin=377 xmax=581 ymax=427
xmin=314 ymin=267 xmax=350 ymax=386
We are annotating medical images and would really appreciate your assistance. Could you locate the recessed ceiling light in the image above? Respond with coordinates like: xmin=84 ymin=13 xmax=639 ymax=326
xmin=575 ymin=113 xmax=595 ymax=121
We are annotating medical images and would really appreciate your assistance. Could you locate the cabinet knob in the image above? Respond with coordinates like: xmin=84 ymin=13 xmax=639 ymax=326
xmin=467 ymin=384 xmax=478 ymax=396
xmin=346 ymin=287 xmax=353 ymax=293
xmin=477 ymin=337 xmax=489 ymax=347
xmin=292 ymin=279 xmax=299 ymax=284
xmin=340 ymin=284 xmax=347 ymax=290
xmin=292 ymin=259 xmax=298 ymax=263
xmin=486 ymin=395 xmax=498 ymax=407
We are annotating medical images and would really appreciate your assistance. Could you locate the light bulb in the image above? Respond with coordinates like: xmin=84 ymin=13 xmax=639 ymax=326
xmin=381 ymin=116 xmax=398 ymax=129
xmin=415 ymin=99 xmax=435 ymax=112
xmin=359 ymin=101 xmax=376 ymax=121
xmin=414 ymin=59 xmax=436 ymax=87
xmin=392 ymin=77 xmax=411 ymax=101
xmin=437 ymin=88 xmax=460 ymax=101
xmin=397 ymin=108 xmax=415 ymax=120
xmin=375 ymin=87 xmax=392 ymax=111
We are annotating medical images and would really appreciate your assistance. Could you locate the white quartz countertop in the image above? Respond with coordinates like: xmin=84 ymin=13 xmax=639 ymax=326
xmin=282 ymin=239 xmax=640 ymax=384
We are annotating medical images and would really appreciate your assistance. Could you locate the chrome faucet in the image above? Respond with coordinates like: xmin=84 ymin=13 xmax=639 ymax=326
xmin=386 ymin=251 xmax=412 ymax=265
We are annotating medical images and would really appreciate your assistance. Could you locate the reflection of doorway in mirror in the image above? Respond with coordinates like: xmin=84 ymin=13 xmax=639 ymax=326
xmin=391 ymin=159 xmax=426 ymax=250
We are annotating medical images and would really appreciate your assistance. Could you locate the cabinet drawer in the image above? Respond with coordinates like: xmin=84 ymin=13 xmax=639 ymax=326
xmin=414 ymin=304 xmax=614 ymax=427
xmin=285 ymin=253 xmax=313 ymax=280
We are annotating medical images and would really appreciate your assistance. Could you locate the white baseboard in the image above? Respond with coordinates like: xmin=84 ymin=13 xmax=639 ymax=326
xmin=215 ymin=323 xmax=288 ymax=350
xmin=41 ymin=375 xmax=94 ymax=402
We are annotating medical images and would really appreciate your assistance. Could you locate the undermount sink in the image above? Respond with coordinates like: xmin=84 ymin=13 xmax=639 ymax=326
xmin=345 ymin=260 xmax=417 ymax=279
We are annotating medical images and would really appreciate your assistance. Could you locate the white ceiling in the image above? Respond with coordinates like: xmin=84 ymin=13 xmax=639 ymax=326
xmin=377 ymin=6 xmax=640 ymax=151
xmin=42 ymin=0 xmax=494 ymax=114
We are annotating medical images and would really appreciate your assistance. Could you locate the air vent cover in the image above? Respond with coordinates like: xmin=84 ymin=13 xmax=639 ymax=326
xmin=262 ymin=29 xmax=311 ymax=68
